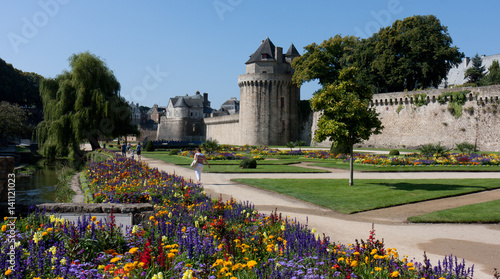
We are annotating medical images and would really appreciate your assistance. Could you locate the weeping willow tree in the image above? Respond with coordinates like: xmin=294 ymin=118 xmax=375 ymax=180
xmin=37 ymin=52 xmax=138 ymax=159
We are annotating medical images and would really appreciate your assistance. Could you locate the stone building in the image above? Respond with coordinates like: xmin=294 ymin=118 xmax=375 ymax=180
xmin=156 ymin=91 xmax=212 ymax=141
xmin=441 ymin=54 xmax=500 ymax=88
xmin=205 ymin=37 xmax=301 ymax=146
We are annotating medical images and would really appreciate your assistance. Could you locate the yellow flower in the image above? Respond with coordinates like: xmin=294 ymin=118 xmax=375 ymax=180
xmin=390 ymin=271 xmax=399 ymax=277
xmin=110 ymin=256 xmax=121 ymax=263
xmin=247 ymin=260 xmax=257 ymax=269
xmin=182 ymin=269 xmax=193 ymax=279
xmin=1 ymin=225 xmax=6 ymax=232
xmin=5 ymin=269 xmax=12 ymax=275
xmin=129 ymin=247 xmax=139 ymax=254
xmin=91 ymin=216 xmax=97 ymax=222
xmin=350 ymin=260 xmax=358 ymax=267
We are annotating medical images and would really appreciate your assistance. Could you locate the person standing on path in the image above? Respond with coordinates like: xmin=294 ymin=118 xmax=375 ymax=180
xmin=193 ymin=148 xmax=210 ymax=184
xmin=136 ymin=143 xmax=142 ymax=160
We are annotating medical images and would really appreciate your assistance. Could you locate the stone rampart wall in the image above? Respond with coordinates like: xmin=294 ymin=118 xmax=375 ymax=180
xmin=311 ymin=85 xmax=500 ymax=151
xmin=204 ymin=114 xmax=240 ymax=145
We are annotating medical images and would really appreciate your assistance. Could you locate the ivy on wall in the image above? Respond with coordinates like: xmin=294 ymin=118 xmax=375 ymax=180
xmin=437 ymin=90 xmax=471 ymax=118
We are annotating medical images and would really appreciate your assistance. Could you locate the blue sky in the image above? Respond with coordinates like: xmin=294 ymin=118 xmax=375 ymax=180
xmin=1 ymin=0 xmax=499 ymax=109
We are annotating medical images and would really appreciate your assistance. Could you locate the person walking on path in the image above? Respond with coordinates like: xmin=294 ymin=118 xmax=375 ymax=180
xmin=121 ymin=142 xmax=127 ymax=157
xmin=136 ymin=143 xmax=142 ymax=160
xmin=193 ymin=148 xmax=210 ymax=184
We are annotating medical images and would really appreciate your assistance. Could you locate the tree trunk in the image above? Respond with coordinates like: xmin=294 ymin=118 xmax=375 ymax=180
xmin=88 ymin=137 xmax=101 ymax=151
xmin=349 ymin=145 xmax=354 ymax=186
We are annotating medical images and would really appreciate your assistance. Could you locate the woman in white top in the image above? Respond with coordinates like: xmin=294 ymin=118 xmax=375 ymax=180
xmin=193 ymin=148 xmax=210 ymax=184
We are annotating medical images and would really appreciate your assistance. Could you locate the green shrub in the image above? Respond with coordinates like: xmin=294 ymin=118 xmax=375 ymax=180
xmin=389 ymin=149 xmax=400 ymax=155
xmin=240 ymin=158 xmax=257 ymax=169
xmin=456 ymin=142 xmax=478 ymax=154
xmin=286 ymin=141 xmax=296 ymax=150
xmin=330 ymin=143 xmax=352 ymax=154
xmin=169 ymin=149 xmax=180 ymax=155
xmin=201 ymin=139 xmax=220 ymax=154
xmin=418 ymin=143 xmax=449 ymax=157
xmin=145 ymin=140 xmax=155 ymax=151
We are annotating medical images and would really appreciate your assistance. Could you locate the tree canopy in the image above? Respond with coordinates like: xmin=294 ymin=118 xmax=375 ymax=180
xmin=293 ymin=15 xmax=464 ymax=93
xmin=292 ymin=35 xmax=358 ymax=86
xmin=37 ymin=52 xmax=138 ymax=159
xmin=481 ymin=60 xmax=500 ymax=86
xmin=0 ymin=58 xmax=44 ymax=109
xmin=465 ymin=53 xmax=486 ymax=84
xmin=310 ymin=67 xmax=383 ymax=185
xmin=368 ymin=15 xmax=463 ymax=92
xmin=0 ymin=101 xmax=29 ymax=146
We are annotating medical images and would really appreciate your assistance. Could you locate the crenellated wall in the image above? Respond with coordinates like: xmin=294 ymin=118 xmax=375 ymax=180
xmin=311 ymin=85 xmax=500 ymax=151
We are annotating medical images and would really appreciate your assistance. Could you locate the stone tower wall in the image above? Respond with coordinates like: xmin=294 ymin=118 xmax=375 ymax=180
xmin=310 ymin=85 xmax=500 ymax=152
xmin=156 ymin=116 xmax=205 ymax=142
xmin=238 ymin=73 xmax=299 ymax=145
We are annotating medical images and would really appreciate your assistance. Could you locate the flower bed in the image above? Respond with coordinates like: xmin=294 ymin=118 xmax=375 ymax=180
xmin=1 ymin=151 xmax=475 ymax=278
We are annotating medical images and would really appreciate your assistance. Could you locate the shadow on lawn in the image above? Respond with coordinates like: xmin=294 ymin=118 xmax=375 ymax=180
xmin=369 ymin=182 xmax=490 ymax=192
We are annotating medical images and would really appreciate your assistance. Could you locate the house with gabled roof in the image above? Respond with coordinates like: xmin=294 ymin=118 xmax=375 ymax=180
xmin=156 ymin=91 xmax=213 ymax=141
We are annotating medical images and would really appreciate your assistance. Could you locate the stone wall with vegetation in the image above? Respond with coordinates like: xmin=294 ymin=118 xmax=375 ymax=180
xmin=311 ymin=85 xmax=500 ymax=152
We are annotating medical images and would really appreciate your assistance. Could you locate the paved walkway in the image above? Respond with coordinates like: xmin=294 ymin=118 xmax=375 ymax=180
xmin=138 ymin=156 xmax=500 ymax=278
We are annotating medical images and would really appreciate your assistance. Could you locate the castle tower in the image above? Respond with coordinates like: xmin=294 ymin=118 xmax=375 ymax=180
xmin=238 ymin=38 xmax=301 ymax=145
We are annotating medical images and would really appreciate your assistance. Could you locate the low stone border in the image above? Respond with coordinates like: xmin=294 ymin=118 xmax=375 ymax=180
xmin=36 ymin=203 xmax=154 ymax=225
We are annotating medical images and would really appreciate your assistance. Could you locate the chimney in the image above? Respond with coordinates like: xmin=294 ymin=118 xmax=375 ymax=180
xmin=203 ymin=92 xmax=210 ymax=107
xmin=275 ymin=47 xmax=283 ymax=63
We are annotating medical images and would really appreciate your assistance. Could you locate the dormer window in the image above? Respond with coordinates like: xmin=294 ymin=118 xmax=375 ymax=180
xmin=262 ymin=53 xmax=269 ymax=59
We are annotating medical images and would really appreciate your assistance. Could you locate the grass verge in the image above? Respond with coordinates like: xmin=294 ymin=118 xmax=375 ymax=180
xmin=407 ymin=199 xmax=500 ymax=223
xmin=142 ymin=153 xmax=329 ymax=173
xmin=232 ymin=178 xmax=500 ymax=214
xmin=309 ymin=161 xmax=500 ymax=172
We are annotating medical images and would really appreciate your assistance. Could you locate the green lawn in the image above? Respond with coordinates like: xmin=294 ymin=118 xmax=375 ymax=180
xmin=142 ymin=153 xmax=329 ymax=173
xmin=232 ymin=178 xmax=500 ymax=214
xmin=407 ymin=199 xmax=500 ymax=223
xmin=309 ymin=161 xmax=500 ymax=172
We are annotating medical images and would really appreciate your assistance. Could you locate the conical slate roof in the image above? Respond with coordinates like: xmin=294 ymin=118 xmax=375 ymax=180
xmin=246 ymin=37 xmax=276 ymax=64
xmin=286 ymin=43 xmax=300 ymax=57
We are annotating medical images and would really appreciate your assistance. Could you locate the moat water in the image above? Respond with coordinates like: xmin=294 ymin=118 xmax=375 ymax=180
xmin=16 ymin=164 xmax=59 ymax=205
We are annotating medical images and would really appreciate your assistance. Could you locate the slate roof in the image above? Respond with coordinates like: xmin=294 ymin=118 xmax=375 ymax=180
xmin=171 ymin=94 xmax=203 ymax=108
xmin=246 ymin=37 xmax=276 ymax=64
xmin=286 ymin=43 xmax=300 ymax=57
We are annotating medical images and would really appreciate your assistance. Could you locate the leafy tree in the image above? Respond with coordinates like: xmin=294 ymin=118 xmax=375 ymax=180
xmin=292 ymin=35 xmax=359 ymax=86
xmin=0 ymin=102 xmax=29 ymax=146
xmin=0 ymin=58 xmax=43 ymax=108
xmin=311 ymin=67 xmax=383 ymax=186
xmin=369 ymin=15 xmax=463 ymax=92
xmin=37 ymin=52 xmax=138 ymax=159
xmin=464 ymin=53 xmax=486 ymax=84
xmin=481 ymin=60 xmax=500 ymax=85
